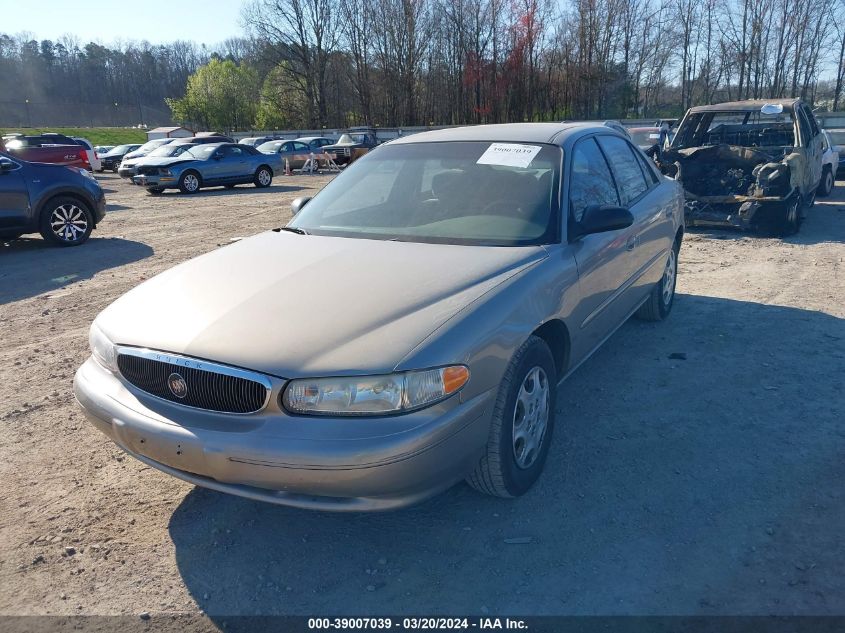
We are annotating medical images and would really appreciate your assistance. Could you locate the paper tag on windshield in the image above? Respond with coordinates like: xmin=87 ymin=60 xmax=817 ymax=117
xmin=477 ymin=143 xmax=542 ymax=168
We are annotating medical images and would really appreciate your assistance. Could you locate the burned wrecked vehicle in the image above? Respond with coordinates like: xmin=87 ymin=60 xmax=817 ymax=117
xmin=660 ymin=99 xmax=824 ymax=236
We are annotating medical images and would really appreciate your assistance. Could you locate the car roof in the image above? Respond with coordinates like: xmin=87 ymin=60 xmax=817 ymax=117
xmin=687 ymin=98 xmax=801 ymax=113
xmin=295 ymin=136 xmax=328 ymax=142
xmin=388 ymin=122 xmax=601 ymax=146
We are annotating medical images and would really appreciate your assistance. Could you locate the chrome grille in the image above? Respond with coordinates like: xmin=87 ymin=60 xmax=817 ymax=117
xmin=116 ymin=348 xmax=270 ymax=414
xmin=136 ymin=165 xmax=158 ymax=176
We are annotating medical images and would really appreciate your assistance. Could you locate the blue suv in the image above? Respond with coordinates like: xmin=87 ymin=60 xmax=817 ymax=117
xmin=0 ymin=152 xmax=106 ymax=246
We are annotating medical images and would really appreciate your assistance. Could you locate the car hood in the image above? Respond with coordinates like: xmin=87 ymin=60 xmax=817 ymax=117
xmin=96 ymin=231 xmax=546 ymax=377
xmin=136 ymin=157 xmax=198 ymax=168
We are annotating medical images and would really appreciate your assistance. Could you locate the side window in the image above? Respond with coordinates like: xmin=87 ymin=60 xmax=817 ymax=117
xmin=569 ymin=138 xmax=619 ymax=222
xmin=596 ymin=135 xmax=649 ymax=205
xmin=804 ymin=106 xmax=820 ymax=137
xmin=796 ymin=108 xmax=811 ymax=145
xmin=634 ymin=146 xmax=659 ymax=185
xmin=281 ymin=142 xmax=294 ymax=152
xmin=293 ymin=142 xmax=309 ymax=152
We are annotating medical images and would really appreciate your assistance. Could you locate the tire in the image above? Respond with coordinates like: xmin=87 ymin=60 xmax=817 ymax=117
xmin=179 ymin=171 xmax=201 ymax=194
xmin=254 ymin=166 xmax=273 ymax=188
xmin=775 ymin=196 xmax=800 ymax=237
xmin=636 ymin=238 xmax=679 ymax=322
xmin=467 ymin=336 xmax=557 ymax=498
xmin=817 ymin=167 xmax=834 ymax=197
xmin=38 ymin=196 xmax=94 ymax=247
xmin=147 ymin=187 xmax=164 ymax=195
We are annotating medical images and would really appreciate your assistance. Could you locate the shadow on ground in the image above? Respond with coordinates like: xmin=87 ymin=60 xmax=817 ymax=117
xmin=687 ymin=185 xmax=845 ymax=246
xmin=151 ymin=183 xmax=306 ymax=198
xmin=168 ymin=295 xmax=845 ymax=618
xmin=0 ymin=236 xmax=152 ymax=303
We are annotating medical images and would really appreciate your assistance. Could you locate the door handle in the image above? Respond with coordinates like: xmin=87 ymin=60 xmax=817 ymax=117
xmin=626 ymin=235 xmax=639 ymax=251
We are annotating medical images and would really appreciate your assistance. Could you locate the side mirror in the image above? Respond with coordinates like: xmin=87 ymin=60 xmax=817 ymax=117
xmin=576 ymin=205 xmax=634 ymax=238
xmin=290 ymin=196 xmax=312 ymax=216
xmin=0 ymin=157 xmax=15 ymax=172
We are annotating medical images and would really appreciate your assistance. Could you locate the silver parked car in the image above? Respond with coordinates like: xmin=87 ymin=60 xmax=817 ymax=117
xmin=74 ymin=123 xmax=684 ymax=511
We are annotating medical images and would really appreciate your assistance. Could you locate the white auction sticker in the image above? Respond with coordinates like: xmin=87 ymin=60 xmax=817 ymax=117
xmin=476 ymin=143 xmax=542 ymax=168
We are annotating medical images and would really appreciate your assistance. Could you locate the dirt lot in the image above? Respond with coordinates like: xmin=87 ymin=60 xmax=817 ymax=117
xmin=1 ymin=172 xmax=844 ymax=621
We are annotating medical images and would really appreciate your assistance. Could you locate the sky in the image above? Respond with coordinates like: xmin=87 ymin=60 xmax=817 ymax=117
xmin=1 ymin=0 xmax=246 ymax=45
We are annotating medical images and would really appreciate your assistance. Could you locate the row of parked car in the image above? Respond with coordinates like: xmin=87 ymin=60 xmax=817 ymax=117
xmin=2 ymin=101 xmax=842 ymax=247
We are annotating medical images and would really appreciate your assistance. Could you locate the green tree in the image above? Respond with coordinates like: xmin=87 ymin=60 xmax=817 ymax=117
xmin=167 ymin=58 xmax=259 ymax=131
xmin=254 ymin=63 xmax=309 ymax=129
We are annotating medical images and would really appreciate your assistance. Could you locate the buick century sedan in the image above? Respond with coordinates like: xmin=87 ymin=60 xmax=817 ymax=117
xmin=75 ymin=123 xmax=684 ymax=511
xmin=132 ymin=143 xmax=283 ymax=194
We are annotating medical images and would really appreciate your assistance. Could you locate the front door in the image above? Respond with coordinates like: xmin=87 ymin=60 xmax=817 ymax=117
xmin=0 ymin=158 xmax=30 ymax=230
xmin=566 ymin=136 xmax=641 ymax=362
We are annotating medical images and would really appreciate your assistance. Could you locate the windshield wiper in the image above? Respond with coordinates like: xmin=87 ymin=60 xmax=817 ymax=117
xmin=277 ymin=226 xmax=308 ymax=235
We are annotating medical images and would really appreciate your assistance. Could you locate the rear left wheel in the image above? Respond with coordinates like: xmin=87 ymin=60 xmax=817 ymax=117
xmin=467 ymin=336 xmax=557 ymax=498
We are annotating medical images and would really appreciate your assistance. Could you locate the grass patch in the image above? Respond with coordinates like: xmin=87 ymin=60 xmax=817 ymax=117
xmin=0 ymin=127 xmax=147 ymax=145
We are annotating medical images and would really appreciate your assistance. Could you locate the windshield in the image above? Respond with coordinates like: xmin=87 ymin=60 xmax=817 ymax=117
xmin=258 ymin=141 xmax=283 ymax=152
xmin=674 ymin=110 xmax=796 ymax=149
xmin=149 ymin=144 xmax=194 ymax=157
xmin=289 ymin=141 xmax=561 ymax=246
xmin=187 ymin=145 xmax=218 ymax=159
xmin=136 ymin=139 xmax=170 ymax=153
xmin=828 ymin=130 xmax=845 ymax=145
xmin=629 ymin=129 xmax=661 ymax=146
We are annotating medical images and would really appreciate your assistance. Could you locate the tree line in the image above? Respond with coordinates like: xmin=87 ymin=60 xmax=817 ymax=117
xmin=2 ymin=0 xmax=844 ymax=132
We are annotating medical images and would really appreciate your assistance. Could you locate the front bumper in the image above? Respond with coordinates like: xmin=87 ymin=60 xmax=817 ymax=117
xmin=132 ymin=173 xmax=174 ymax=188
xmin=117 ymin=165 xmax=138 ymax=178
xmin=74 ymin=358 xmax=493 ymax=511
xmin=683 ymin=192 xmax=796 ymax=230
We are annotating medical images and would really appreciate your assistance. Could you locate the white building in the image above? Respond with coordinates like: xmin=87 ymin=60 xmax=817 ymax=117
xmin=146 ymin=126 xmax=194 ymax=140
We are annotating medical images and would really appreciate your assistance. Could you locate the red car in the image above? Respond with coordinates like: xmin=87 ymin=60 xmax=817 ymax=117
xmin=1 ymin=133 xmax=92 ymax=170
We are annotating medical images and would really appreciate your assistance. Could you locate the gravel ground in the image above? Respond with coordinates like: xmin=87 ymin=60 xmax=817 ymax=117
xmin=1 ymin=172 xmax=843 ymax=621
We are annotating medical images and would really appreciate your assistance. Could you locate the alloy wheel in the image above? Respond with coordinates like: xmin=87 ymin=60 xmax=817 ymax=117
xmin=183 ymin=174 xmax=199 ymax=192
xmin=662 ymin=248 xmax=677 ymax=305
xmin=258 ymin=169 xmax=272 ymax=186
xmin=512 ymin=366 xmax=550 ymax=469
xmin=50 ymin=203 xmax=88 ymax=243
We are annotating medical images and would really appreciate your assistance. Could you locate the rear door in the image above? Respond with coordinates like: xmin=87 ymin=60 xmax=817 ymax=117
xmin=567 ymin=136 xmax=640 ymax=358
xmin=596 ymin=134 xmax=675 ymax=301
xmin=290 ymin=141 xmax=310 ymax=168
xmin=0 ymin=157 xmax=31 ymax=230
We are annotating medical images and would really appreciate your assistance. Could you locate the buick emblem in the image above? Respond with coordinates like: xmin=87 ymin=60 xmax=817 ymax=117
xmin=167 ymin=372 xmax=188 ymax=399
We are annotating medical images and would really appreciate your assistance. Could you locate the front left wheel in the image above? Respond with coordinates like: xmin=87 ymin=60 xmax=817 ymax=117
xmin=179 ymin=171 xmax=202 ymax=194
xmin=467 ymin=336 xmax=557 ymax=498
xmin=39 ymin=197 xmax=94 ymax=247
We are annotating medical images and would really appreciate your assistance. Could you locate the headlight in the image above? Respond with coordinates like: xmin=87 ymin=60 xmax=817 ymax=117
xmin=282 ymin=366 xmax=470 ymax=416
xmin=89 ymin=323 xmax=118 ymax=372
xmin=159 ymin=168 xmax=172 ymax=176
